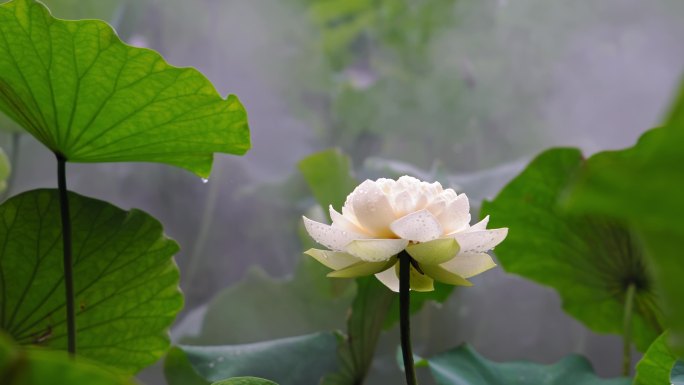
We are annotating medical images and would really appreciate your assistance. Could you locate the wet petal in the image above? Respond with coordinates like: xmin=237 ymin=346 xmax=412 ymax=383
xmin=452 ymin=228 xmax=508 ymax=253
xmin=329 ymin=205 xmax=368 ymax=235
xmin=375 ymin=265 xmax=400 ymax=292
xmin=422 ymin=264 xmax=473 ymax=286
xmin=438 ymin=194 xmax=471 ymax=234
xmin=392 ymin=190 xmax=414 ymax=217
xmin=327 ymin=258 xmax=397 ymax=278
xmin=425 ymin=196 xmax=448 ymax=217
xmin=439 ymin=189 xmax=458 ymax=203
xmin=351 ymin=180 xmax=396 ymax=237
xmin=468 ymin=215 xmax=490 ymax=232
xmin=390 ymin=209 xmax=442 ymax=242
xmin=345 ymin=239 xmax=409 ymax=262
xmin=303 ymin=216 xmax=367 ymax=251
xmin=406 ymin=238 xmax=460 ymax=266
xmin=440 ymin=252 xmax=497 ymax=278
xmin=304 ymin=248 xmax=360 ymax=270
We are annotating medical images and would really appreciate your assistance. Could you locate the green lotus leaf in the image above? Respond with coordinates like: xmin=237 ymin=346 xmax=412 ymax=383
xmin=186 ymin=257 xmax=354 ymax=346
xmin=211 ymin=378 xmax=278 ymax=385
xmin=427 ymin=344 xmax=631 ymax=385
xmin=482 ymin=148 xmax=662 ymax=351
xmin=0 ymin=332 xmax=136 ymax=385
xmin=634 ymin=332 xmax=677 ymax=385
xmin=165 ymin=333 xmax=338 ymax=385
xmin=0 ymin=0 xmax=250 ymax=178
xmin=0 ymin=189 xmax=183 ymax=373
xmin=567 ymin=83 xmax=684 ymax=355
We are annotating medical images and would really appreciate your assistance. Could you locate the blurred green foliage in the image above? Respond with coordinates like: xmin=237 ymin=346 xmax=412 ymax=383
xmin=321 ymin=276 xmax=394 ymax=385
xmin=185 ymin=259 xmax=354 ymax=346
xmin=301 ymin=0 xmax=456 ymax=71
xmin=297 ymin=148 xmax=358 ymax=213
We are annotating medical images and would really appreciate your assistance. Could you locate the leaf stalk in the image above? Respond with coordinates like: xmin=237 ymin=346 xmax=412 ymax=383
xmin=56 ymin=153 xmax=76 ymax=355
xmin=622 ymin=282 xmax=636 ymax=376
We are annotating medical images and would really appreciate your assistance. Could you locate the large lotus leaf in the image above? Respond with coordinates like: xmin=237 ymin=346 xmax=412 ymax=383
xmin=481 ymin=148 xmax=662 ymax=351
xmin=427 ymin=344 xmax=630 ymax=385
xmin=0 ymin=189 xmax=183 ymax=373
xmin=164 ymin=333 xmax=338 ymax=385
xmin=0 ymin=332 xmax=136 ymax=385
xmin=567 ymin=86 xmax=684 ymax=355
xmin=634 ymin=332 xmax=677 ymax=385
xmin=0 ymin=0 xmax=250 ymax=178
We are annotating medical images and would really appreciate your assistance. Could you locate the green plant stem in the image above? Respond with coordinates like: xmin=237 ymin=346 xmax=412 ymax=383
xmin=622 ymin=282 xmax=636 ymax=376
xmin=399 ymin=250 xmax=417 ymax=385
xmin=56 ymin=153 xmax=76 ymax=355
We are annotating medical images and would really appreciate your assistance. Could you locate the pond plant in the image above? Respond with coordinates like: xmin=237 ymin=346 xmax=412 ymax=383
xmin=0 ymin=0 xmax=683 ymax=384
xmin=303 ymin=176 xmax=507 ymax=385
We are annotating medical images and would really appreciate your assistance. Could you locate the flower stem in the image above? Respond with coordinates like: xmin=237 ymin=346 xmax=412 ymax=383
xmin=399 ymin=250 xmax=417 ymax=385
xmin=56 ymin=153 xmax=76 ymax=355
xmin=622 ymin=282 xmax=636 ymax=376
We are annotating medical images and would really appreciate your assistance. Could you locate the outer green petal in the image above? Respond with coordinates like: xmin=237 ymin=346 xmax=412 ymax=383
xmin=422 ymin=264 xmax=473 ymax=287
xmin=440 ymin=252 xmax=497 ymax=279
xmin=327 ymin=257 xmax=397 ymax=278
xmin=395 ymin=263 xmax=434 ymax=292
xmin=345 ymin=239 xmax=408 ymax=262
xmin=406 ymin=238 xmax=460 ymax=266
xmin=304 ymin=248 xmax=360 ymax=270
xmin=375 ymin=267 xmax=400 ymax=292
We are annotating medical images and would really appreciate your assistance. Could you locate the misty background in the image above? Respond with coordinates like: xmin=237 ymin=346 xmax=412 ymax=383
xmin=1 ymin=0 xmax=683 ymax=384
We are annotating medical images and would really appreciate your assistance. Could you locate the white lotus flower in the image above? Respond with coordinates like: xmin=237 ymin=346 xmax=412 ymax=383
xmin=303 ymin=176 xmax=508 ymax=292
